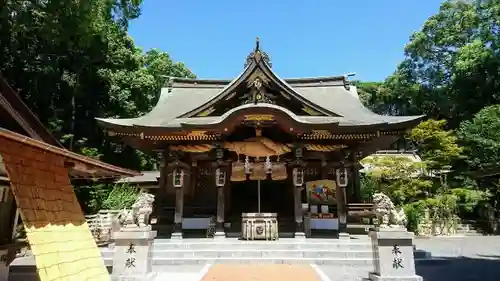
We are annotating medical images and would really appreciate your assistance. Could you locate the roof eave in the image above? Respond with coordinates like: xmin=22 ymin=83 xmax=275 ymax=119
xmin=0 ymin=128 xmax=141 ymax=179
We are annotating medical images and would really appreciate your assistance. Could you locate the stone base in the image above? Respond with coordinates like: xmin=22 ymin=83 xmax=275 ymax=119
xmin=214 ymin=232 xmax=226 ymax=239
xmin=171 ymin=232 xmax=183 ymax=239
xmin=112 ymin=228 xmax=156 ymax=278
xmin=338 ymin=232 xmax=350 ymax=239
xmin=369 ymin=272 xmax=423 ymax=281
xmin=0 ymin=264 xmax=8 ymax=281
xmin=0 ymin=249 xmax=9 ymax=281
xmin=294 ymin=232 xmax=306 ymax=239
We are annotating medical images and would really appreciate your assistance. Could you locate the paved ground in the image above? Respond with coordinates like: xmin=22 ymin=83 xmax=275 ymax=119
xmin=150 ymin=236 xmax=500 ymax=281
xmin=317 ymin=236 xmax=500 ymax=281
xmin=8 ymin=236 xmax=500 ymax=281
xmin=151 ymin=264 xmax=210 ymax=281
xmin=200 ymin=264 xmax=322 ymax=281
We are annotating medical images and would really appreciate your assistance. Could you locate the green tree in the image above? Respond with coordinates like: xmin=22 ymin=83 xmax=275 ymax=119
xmin=363 ymin=0 xmax=500 ymax=128
xmin=361 ymin=156 xmax=433 ymax=205
xmin=0 ymin=0 xmax=195 ymax=211
xmin=408 ymin=119 xmax=463 ymax=169
xmin=457 ymin=104 xmax=500 ymax=171
xmin=0 ymin=0 xmax=195 ymax=171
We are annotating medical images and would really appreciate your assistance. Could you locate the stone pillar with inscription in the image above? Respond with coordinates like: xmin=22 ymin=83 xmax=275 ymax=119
xmin=112 ymin=228 xmax=157 ymax=281
xmin=368 ymin=228 xmax=423 ymax=281
xmin=112 ymin=193 xmax=157 ymax=280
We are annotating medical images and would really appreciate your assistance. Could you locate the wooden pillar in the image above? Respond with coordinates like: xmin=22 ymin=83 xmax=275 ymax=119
xmin=352 ymin=165 xmax=361 ymax=202
xmin=351 ymin=152 xmax=361 ymax=202
xmin=154 ymin=151 xmax=167 ymax=223
xmin=337 ymin=181 xmax=347 ymax=232
xmin=291 ymin=145 xmax=306 ymax=238
xmin=293 ymin=184 xmax=305 ymax=237
xmin=172 ymin=183 xmax=184 ymax=239
xmin=170 ymin=160 xmax=189 ymax=239
xmin=213 ymin=146 xmax=227 ymax=238
xmin=216 ymin=185 xmax=225 ymax=236
xmin=336 ymin=165 xmax=349 ymax=238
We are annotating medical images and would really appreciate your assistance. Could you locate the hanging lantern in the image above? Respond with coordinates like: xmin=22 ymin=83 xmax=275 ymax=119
xmin=173 ymin=168 xmax=184 ymax=188
xmin=336 ymin=167 xmax=348 ymax=187
xmin=215 ymin=168 xmax=226 ymax=187
xmin=264 ymin=156 xmax=272 ymax=174
xmin=244 ymin=156 xmax=252 ymax=174
xmin=293 ymin=167 xmax=304 ymax=187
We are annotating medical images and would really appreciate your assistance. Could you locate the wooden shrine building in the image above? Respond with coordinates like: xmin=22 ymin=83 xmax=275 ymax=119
xmin=97 ymin=39 xmax=424 ymax=239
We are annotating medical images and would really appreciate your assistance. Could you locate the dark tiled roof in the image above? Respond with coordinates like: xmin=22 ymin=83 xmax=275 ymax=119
xmin=96 ymin=80 xmax=423 ymax=129
xmin=96 ymin=42 xmax=423 ymax=130
xmin=0 ymin=128 xmax=141 ymax=179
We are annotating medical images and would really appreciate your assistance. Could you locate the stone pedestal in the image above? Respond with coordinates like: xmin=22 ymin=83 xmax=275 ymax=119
xmin=368 ymin=228 xmax=423 ymax=281
xmin=0 ymin=249 xmax=9 ymax=281
xmin=338 ymin=232 xmax=350 ymax=240
xmin=112 ymin=227 xmax=157 ymax=281
xmin=214 ymin=230 xmax=226 ymax=239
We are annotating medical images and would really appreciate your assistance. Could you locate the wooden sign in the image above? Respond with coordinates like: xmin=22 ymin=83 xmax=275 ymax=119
xmin=243 ymin=114 xmax=274 ymax=121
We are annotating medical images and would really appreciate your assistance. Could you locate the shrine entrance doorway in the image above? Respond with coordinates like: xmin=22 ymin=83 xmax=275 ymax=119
xmin=226 ymin=179 xmax=295 ymax=237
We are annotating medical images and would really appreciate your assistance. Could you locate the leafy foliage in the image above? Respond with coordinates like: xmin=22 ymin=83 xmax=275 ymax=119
xmin=0 ymin=0 xmax=195 ymax=210
xmin=409 ymin=119 xmax=463 ymax=169
xmin=360 ymin=156 xmax=433 ymax=205
xmin=0 ymin=0 xmax=194 ymax=171
xmin=457 ymin=104 xmax=500 ymax=170
xmin=101 ymin=184 xmax=140 ymax=210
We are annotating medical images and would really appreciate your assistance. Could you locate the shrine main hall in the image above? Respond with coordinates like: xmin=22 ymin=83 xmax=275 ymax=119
xmin=96 ymin=40 xmax=424 ymax=239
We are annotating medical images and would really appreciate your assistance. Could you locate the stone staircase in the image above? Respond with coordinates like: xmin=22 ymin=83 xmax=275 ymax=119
xmin=100 ymin=238 xmax=375 ymax=267
xmin=456 ymin=222 xmax=482 ymax=236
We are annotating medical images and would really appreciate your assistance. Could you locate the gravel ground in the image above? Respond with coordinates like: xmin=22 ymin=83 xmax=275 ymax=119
xmin=319 ymin=236 xmax=500 ymax=281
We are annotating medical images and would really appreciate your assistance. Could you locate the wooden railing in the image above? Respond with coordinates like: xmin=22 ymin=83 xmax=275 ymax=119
xmin=347 ymin=203 xmax=375 ymax=225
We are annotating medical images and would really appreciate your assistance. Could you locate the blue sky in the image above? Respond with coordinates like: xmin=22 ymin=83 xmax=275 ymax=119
xmin=128 ymin=0 xmax=444 ymax=82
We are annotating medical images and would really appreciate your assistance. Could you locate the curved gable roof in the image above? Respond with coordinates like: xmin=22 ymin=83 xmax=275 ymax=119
xmin=96 ymin=40 xmax=424 ymax=131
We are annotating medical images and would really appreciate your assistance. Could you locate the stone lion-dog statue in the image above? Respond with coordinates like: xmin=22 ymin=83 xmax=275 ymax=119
xmin=372 ymin=192 xmax=407 ymax=228
xmin=115 ymin=192 xmax=155 ymax=229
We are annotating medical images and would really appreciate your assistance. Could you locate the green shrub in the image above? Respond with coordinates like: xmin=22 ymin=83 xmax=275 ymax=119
xmin=101 ymin=184 xmax=141 ymax=210
xmin=404 ymin=201 xmax=426 ymax=233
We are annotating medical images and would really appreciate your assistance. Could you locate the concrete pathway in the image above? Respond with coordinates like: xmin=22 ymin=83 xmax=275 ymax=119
xmin=199 ymin=264 xmax=325 ymax=281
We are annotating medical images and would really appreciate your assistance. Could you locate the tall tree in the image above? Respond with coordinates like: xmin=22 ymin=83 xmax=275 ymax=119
xmin=0 ymin=0 xmax=195 ymax=171
xmin=360 ymin=0 xmax=500 ymax=128
xmin=457 ymin=104 xmax=500 ymax=171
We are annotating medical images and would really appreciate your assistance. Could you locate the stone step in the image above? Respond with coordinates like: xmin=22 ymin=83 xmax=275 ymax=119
xmin=150 ymin=241 xmax=373 ymax=251
xmin=100 ymin=249 xmax=373 ymax=259
xmin=149 ymin=257 xmax=375 ymax=266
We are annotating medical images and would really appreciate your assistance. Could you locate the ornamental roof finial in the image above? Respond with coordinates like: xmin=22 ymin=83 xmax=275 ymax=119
xmin=244 ymin=37 xmax=272 ymax=68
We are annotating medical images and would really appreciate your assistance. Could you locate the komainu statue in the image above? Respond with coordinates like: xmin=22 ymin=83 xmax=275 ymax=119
xmin=116 ymin=193 xmax=155 ymax=229
xmin=372 ymin=192 xmax=407 ymax=228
